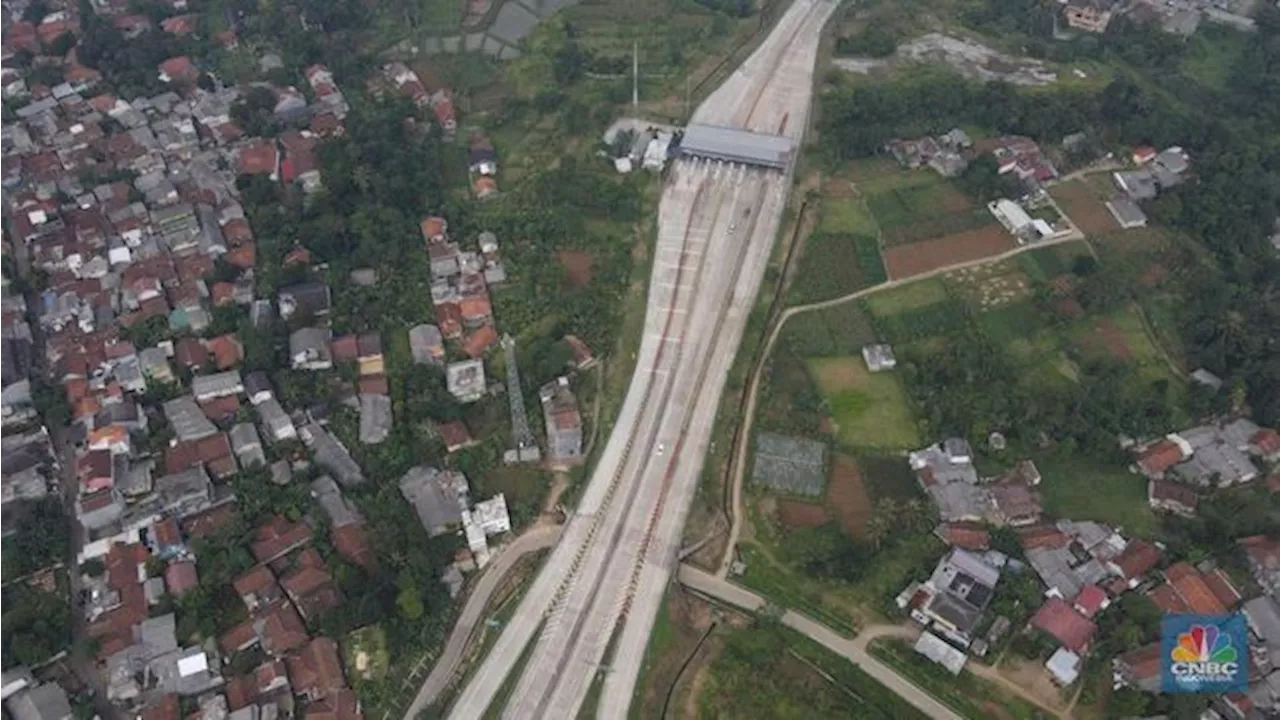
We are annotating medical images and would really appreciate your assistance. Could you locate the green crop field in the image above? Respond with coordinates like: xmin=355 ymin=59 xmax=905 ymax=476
xmin=818 ymin=196 xmax=880 ymax=237
xmin=863 ymin=278 xmax=950 ymax=316
xmin=872 ymin=301 xmax=971 ymax=344
xmin=698 ymin=623 xmax=929 ymax=720
xmin=787 ymin=232 xmax=885 ymax=305
xmin=978 ymin=301 xmax=1051 ymax=344
xmin=780 ymin=304 xmax=878 ymax=357
xmin=809 ymin=357 xmax=920 ymax=451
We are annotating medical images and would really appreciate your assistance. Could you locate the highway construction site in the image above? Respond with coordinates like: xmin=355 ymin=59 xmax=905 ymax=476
xmin=442 ymin=1 xmax=839 ymax=717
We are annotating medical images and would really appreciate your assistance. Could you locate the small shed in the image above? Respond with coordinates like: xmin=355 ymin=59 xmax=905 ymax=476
xmin=861 ymin=344 xmax=896 ymax=372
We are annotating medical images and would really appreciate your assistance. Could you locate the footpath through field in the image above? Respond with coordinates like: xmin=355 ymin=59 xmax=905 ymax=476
xmin=680 ymin=565 xmax=1071 ymax=719
xmin=718 ymin=232 xmax=1091 ymax=579
xmin=677 ymin=565 xmax=963 ymax=720
xmin=403 ymin=524 xmax=562 ymax=719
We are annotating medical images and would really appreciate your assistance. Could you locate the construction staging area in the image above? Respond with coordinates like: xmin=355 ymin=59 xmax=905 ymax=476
xmin=442 ymin=0 xmax=839 ymax=717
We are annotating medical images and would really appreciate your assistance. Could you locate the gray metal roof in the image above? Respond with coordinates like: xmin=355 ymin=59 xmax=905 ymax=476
xmin=680 ymin=124 xmax=794 ymax=169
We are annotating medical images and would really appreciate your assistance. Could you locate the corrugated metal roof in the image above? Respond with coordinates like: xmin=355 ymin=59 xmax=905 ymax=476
xmin=680 ymin=124 xmax=793 ymax=168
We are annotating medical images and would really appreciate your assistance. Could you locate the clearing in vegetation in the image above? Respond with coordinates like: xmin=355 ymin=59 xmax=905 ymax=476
xmin=555 ymin=250 xmax=593 ymax=287
xmin=1077 ymin=317 xmax=1134 ymax=361
xmin=1035 ymin=454 xmax=1158 ymax=536
xmin=1049 ymin=179 xmax=1117 ymax=236
xmin=882 ymin=223 xmax=1016 ymax=279
xmin=777 ymin=499 xmax=830 ymax=529
xmin=344 ymin=625 xmax=390 ymax=683
xmin=808 ymin=356 xmax=919 ymax=450
xmin=826 ymin=454 xmax=873 ymax=538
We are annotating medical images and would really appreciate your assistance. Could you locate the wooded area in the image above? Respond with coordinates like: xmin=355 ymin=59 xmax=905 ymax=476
xmin=819 ymin=9 xmax=1280 ymax=428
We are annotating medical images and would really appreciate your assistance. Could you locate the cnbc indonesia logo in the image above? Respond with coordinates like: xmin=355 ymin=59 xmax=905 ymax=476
xmin=1162 ymin=616 xmax=1247 ymax=693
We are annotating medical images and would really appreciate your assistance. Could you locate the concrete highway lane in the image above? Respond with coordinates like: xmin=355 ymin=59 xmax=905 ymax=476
xmin=442 ymin=1 xmax=837 ymax=717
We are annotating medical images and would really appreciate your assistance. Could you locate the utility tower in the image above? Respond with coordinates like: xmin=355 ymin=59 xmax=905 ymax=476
xmin=502 ymin=334 xmax=540 ymax=464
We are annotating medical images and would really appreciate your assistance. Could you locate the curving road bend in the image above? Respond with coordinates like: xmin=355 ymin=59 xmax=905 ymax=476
xmin=441 ymin=1 xmax=838 ymax=717
xmin=677 ymin=565 xmax=964 ymax=720
xmin=403 ymin=524 xmax=562 ymax=718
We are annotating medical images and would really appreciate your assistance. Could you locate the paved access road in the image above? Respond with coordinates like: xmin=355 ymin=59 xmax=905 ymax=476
xmin=403 ymin=524 xmax=562 ymax=718
xmin=442 ymin=2 xmax=837 ymax=717
xmin=677 ymin=566 xmax=964 ymax=720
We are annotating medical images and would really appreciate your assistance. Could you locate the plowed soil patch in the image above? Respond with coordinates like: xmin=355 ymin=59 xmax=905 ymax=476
xmin=883 ymin=224 xmax=1015 ymax=279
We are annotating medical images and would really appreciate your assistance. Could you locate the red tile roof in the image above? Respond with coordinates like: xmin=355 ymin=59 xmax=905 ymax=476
xmin=106 ymin=542 xmax=148 ymax=592
xmin=1163 ymin=562 xmax=1227 ymax=615
xmin=175 ymin=337 xmax=208 ymax=369
xmin=1072 ymin=584 xmax=1108 ymax=618
xmin=219 ymin=618 xmax=259 ymax=655
xmin=1030 ymin=597 xmax=1097 ymax=652
xmin=164 ymin=561 xmax=199 ymax=596
xmin=937 ymin=522 xmax=990 ymax=550
xmin=255 ymin=659 xmax=289 ymax=694
xmin=211 ymin=281 xmax=237 ymax=307
xmin=160 ymin=14 xmax=196 ymax=34
xmin=1203 ymin=568 xmax=1242 ymax=610
xmin=200 ymin=394 xmax=241 ymax=422
xmin=233 ymin=566 xmax=281 ymax=607
xmin=357 ymin=374 xmax=389 ymax=395
xmin=159 ymin=56 xmax=199 ymax=84
xmin=237 ymin=141 xmax=279 ymax=176
xmin=1018 ymin=524 xmax=1071 ymax=550
xmin=1111 ymin=539 xmax=1163 ymax=581
xmin=307 ymin=688 xmax=363 ymax=720
xmin=286 ymin=637 xmax=348 ymax=700
xmin=281 ymin=564 xmax=341 ymax=620
xmin=439 ymin=421 xmax=473 ymax=452
xmin=223 ymin=674 xmax=257 ymax=711
xmin=1149 ymin=479 xmax=1198 ymax=511
xmin=459 ymin=296 xmax=491 ymax=321
xmin=225 ymin=243 xmax=256 ymax=270
xmin=181 ymin=501 xmax=238 ymax=537
xmin=206 ymin=334 xmax=243 ymax=370
xmin=420 ymin=216 xmax=447 ymax=242
xmin=331 ymin=335 xmax=359 ymax=363
xmin=1136 ymin=439 xmax=1185 ymax=477
xmin=1117 ymin=643 xmax=1161 ymax=680
xmin=139 ymin=695 xmax=179 ymax=720
xmin=1148 ymin=582 xmax=1190 ymax=614
xmin=251 ymin=515 xmax=313 ymax=564
xmin=283 ymin=245 xmax=313 ymax=268
xmin=259 ymin=601 xmax=308 ymax=656
xmin=1252 ymin=428 xmax=1280 ymax=455
xmin=332 ymin=524 xmax=377 ymax=573
xmin=151 ymin=517 xmax=182 ymax=547
xmin=462 ymin=325 xmax=498 ymax=358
